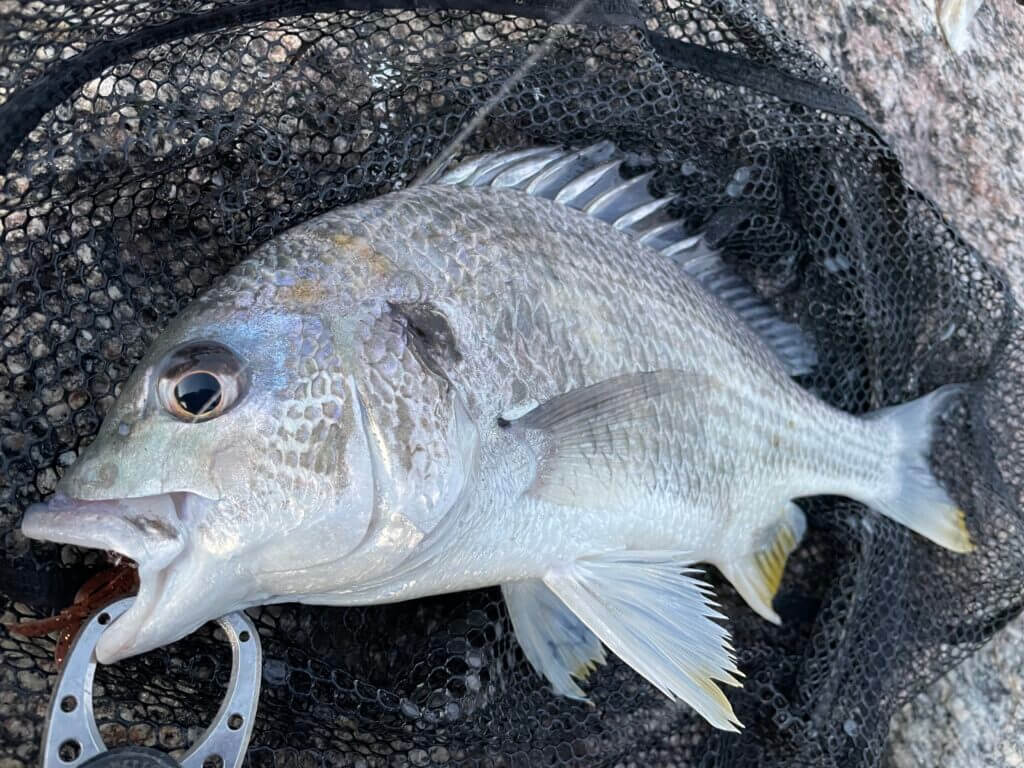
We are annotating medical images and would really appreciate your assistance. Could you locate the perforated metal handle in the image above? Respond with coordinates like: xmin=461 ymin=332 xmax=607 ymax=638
xmin=41 ymin=598 xmax=262 ymax=768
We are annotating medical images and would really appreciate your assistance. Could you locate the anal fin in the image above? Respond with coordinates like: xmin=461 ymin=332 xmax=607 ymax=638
xmin=544 ymin=550 xmax=743 ymax=731
xmin=720 ymin=502 xmax=806 ymax=625
xmin=503 ymin=580 xmax=606 ymax=700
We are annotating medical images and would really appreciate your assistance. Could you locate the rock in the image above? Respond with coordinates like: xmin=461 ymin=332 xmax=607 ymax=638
xmin=762 ymin=0 xmax=1024 ymax=297
xmin=759 ymin=2 xmax=1024 ymax=766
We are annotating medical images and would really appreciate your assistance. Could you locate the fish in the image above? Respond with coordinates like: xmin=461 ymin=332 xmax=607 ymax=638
xmin=20 ymin=142 xmax=973 ymax=731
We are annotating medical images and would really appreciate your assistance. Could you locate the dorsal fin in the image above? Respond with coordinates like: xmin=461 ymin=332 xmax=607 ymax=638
xmin=437 ymin=143 xmax=816 ymax=376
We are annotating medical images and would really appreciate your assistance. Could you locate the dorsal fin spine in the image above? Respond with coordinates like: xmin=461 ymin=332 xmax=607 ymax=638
xmin=437 ymin=144 xmax=817 ymax=376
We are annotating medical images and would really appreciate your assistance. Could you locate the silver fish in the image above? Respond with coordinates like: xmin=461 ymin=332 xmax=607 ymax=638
xmin=21 ymin=143 xmax=972 ymax=731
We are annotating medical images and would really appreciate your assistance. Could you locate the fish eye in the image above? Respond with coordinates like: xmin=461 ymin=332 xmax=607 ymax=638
xmin=157 ymin=342 xmax=248 ymax=423
xmin=174 ymin=372 xmax=222 ymax=416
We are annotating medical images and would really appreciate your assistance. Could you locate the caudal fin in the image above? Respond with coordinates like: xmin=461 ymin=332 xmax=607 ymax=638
xmin=863 ymin=385 xmax=973 ymax=553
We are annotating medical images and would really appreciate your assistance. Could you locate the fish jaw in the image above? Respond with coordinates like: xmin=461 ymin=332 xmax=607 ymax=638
xmin=21 ymin=491 xmax=226 ymax=664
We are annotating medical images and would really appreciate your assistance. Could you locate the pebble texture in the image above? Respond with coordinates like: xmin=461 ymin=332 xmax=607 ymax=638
xmin=760 ymin=1 xmax=1024 ymax=766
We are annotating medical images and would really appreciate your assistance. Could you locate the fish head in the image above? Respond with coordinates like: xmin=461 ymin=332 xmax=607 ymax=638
xmin=21 ymin=253 xmax=475 ymax=664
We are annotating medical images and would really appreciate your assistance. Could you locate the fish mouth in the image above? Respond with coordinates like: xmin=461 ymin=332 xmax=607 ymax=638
xmin=21 ymin=491 xmax=214 ymax=663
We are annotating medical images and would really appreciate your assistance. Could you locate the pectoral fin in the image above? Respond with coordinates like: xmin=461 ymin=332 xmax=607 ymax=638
xmin=543 ymin=550 xmax=743 ymax=731
xmin=502 ymin=580 xmax=606 ymax=700
xmin=719 ymin=502 xmax=806 ymax=624
xmin=503 ymin=370 xmax=711 ymax=508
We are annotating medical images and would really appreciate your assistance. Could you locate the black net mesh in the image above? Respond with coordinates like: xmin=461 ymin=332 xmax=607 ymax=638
xmin=1 ymin=1 xmax=1020 ymax=767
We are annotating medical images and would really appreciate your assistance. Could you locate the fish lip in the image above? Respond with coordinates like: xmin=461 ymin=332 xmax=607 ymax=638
xmin=21 ymin=491 xmax=218 ymax=664
xmin=93 ymin=552 xmax=183 ymax=664
xmin=21 ymin=492 xmax=205 ymax=562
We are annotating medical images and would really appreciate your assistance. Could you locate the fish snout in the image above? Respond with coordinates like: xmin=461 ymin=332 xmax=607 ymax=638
xmin=22 ymin=491 xmax=225 ymax=666
xmin=21 ymin=493 xmax=194 ymax=569
xmin=54 ymin=455 xmax=122 ymax=498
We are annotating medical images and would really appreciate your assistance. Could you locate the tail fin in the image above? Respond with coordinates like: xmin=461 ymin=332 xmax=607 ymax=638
xmin=863 ymin=385 xmax=973 ymax=552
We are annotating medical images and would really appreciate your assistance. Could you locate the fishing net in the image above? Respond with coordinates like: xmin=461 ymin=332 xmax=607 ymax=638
xmin=0 ymin=1 xmax=1019 ymax=766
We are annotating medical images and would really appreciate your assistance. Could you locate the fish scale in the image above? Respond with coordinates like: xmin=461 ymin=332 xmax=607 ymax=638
xmin=336 ymin=185 xmax=794 ymax=410
xmin=22 ymin=146 xmax=972 ymax=734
